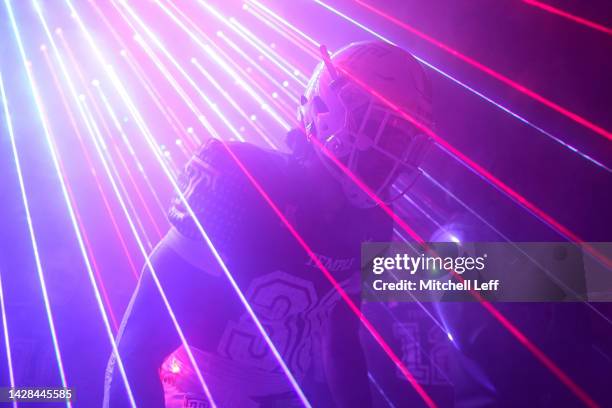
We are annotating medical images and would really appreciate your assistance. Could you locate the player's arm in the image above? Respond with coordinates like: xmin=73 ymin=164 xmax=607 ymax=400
xmin=104 ymin=139 xmax=232 ymax=406
xmin=322 ymin=293 xmax=373 ymax=408
xmin=103 ymin=242 xmax=186 ymax=407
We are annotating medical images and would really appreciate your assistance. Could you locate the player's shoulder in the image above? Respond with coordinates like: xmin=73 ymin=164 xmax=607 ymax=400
xmin=168 ymin=139 xmax=291 ymax=241
xmin=180 ymin=138 xmax=293 ymax=205
xmin=191 ymin=139 xmax=287 ymax=180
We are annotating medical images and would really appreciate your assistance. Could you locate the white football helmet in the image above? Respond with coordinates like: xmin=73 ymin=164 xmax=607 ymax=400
xmin=299 ymin=41 xmax=433 ymax=208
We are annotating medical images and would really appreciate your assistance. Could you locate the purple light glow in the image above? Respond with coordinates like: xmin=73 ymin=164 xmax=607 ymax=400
xmin=1 ymin=0 xmax=610 ymax=406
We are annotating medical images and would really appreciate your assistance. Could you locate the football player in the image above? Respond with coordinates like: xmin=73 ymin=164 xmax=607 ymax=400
xmin=103 ymin=40 xmax=432 ymax=407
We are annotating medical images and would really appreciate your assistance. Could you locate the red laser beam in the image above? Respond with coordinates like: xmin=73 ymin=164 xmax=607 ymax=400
xmin=101 ymin=1 xmax=600 ymax=405
xmin=326 ymin=67 xmax=600 ymax=407
xmin=340 ymin=65 xmax=612 ymax=272
xmin=156 ymin=4 xmax=594 ymax=406
xmin=523 ymin=0 xmax=612 ymax=35
xmin=110 ymin=1 xmax=437 ymax=404
xmin=307 ymin=129 xmax=599 ymax=407
xmin=189 ymin=3 xmax=599 ymax=404
xmin=354 ymin=0 xmax=612 ymax=142
xmin=250 ymin=0 xmax=612 ymax=270
xmin=260 ymin=2 xmax=610 ymax=265
xmin=234 ymin=9 xmax=600 ymax=404
xmin=217 ymin=138 xmax=438 ymax=408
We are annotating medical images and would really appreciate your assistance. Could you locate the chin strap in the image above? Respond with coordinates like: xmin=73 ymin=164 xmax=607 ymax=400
xmin=385 ymin=167 xmax=423 ymax=205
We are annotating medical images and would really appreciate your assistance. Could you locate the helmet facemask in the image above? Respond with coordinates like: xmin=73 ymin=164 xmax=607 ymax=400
xmin=301 ymin=75 xmax=430 ymax=208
